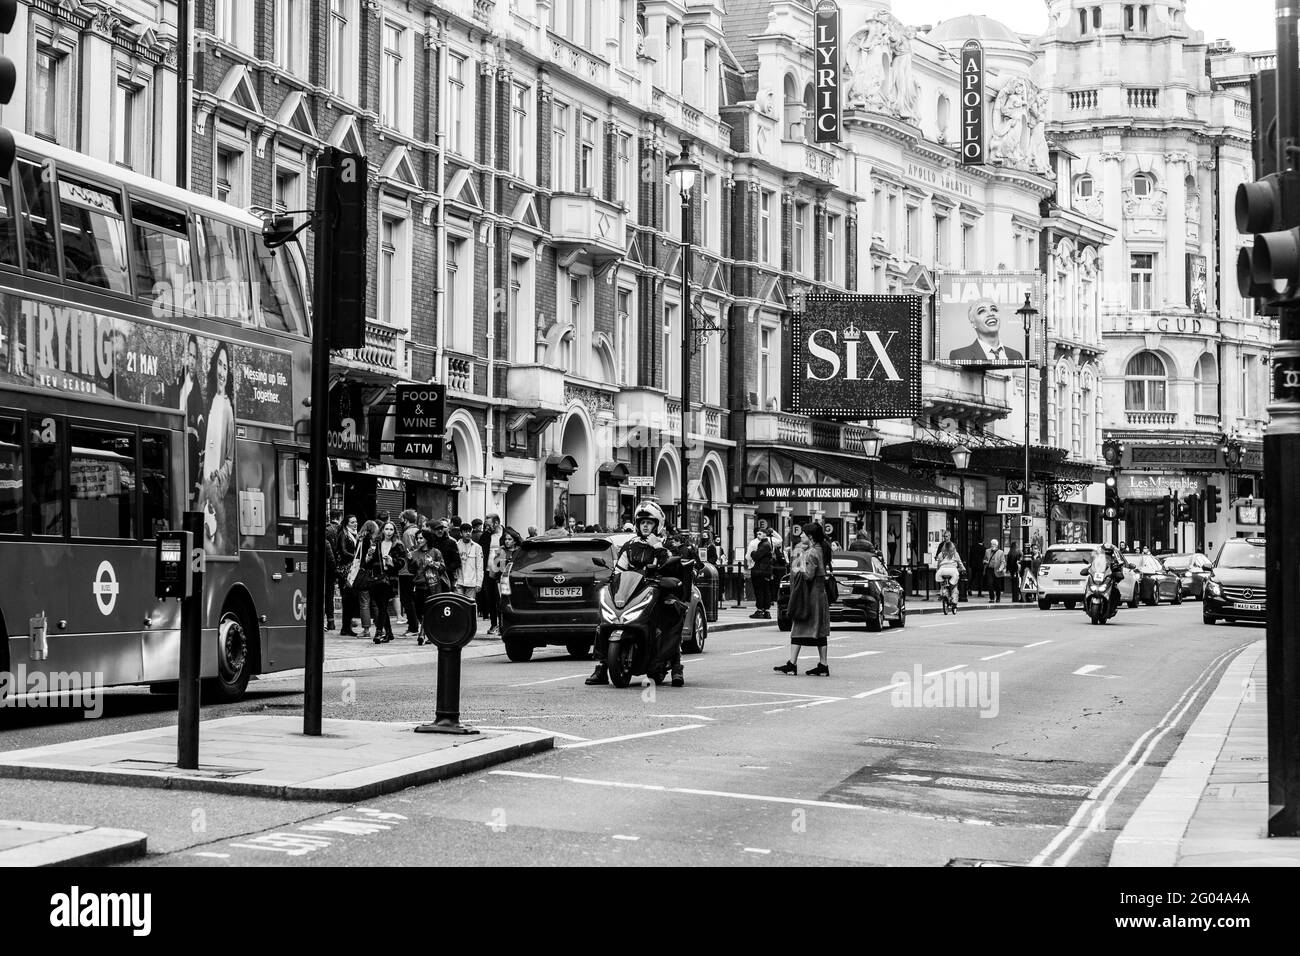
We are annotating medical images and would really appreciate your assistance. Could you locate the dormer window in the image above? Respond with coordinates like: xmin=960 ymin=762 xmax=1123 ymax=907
xmin=1133 ymin=172 xmax=1154 ymax=197
xmin=1075 ymin=173 xmax=1094 ymax=198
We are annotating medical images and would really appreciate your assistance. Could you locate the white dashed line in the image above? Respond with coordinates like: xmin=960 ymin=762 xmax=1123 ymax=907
xmin=1023 ymin=640 xmax=1053 ymax=648
xmin=980 ymin=651 xmax=1015 ymax=661
xmin=559 ymin=724 xmax=705 ymax=749
xmin=743 ymin=847 xmax=772 ymax=855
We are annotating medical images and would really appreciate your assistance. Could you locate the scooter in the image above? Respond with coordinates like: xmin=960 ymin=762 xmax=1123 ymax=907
xmin=1080 ymin=556 xmax=1119 ymax=625
xmin=596 ymin=548 xmax=686 ymax=688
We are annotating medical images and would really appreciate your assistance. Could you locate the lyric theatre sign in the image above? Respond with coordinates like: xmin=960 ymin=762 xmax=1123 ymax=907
xmin=814 ymin=3 xmax=841 ymax=144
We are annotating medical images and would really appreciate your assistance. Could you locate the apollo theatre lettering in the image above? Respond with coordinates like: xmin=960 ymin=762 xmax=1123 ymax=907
xmin=960 ymin=40 xmax=985 ymax=165
xmin=791 ymin=294 xmax=921 ymax=419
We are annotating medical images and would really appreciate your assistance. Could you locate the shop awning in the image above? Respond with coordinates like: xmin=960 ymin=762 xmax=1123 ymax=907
xmin=597 ymin=461 xmax=629 ymax=485
xmin=881 ymin=440 xmax=957 ymax=469
xmin=968 ymin=443 xmax=1094 ymax=482
xmin=545 ymin=454 xmax=578 ymax=479
xmin=742 ymin=449 xmax=960 ymax=510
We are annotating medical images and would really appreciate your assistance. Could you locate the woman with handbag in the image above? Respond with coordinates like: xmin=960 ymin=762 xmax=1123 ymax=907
xmin=775 ymin=523 xmax=832 ymax=677
xmin=354 ymin=520 xmax=380 ymax=639
xmin=364 ymin=520 xmax=407 ymax=643
xmin=338 ymin=515 xmax=362 ymax=636
xmin=412 ymin=529 xmax=452 ymax=645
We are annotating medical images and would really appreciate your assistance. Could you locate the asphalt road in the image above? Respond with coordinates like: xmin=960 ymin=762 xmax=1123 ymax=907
xmin=0 ymin=601 xmax=1260 ymax=866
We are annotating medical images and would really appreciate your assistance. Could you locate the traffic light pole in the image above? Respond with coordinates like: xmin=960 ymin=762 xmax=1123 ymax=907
xmin=1267 ymin=0 xmax=1300 ymax=837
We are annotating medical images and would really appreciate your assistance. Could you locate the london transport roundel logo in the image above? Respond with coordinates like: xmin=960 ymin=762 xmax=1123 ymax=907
xmin=92 ymin=561 xmax=120 ymax=616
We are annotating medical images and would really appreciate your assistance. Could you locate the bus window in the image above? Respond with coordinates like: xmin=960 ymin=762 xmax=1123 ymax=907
xmin=253 ymin=233 xmax=308 ymax=334
xmin=57 ymin=175 xmax=131 ymax=294
xmin=30 ymin=418 xmax=63 ymax=536
xmin=0 ymin=416 xmax=22 ymax=533
xmin=69 ymin=426 xmax=137 ymax=539
xmin=0 ymin=171 xmax=17 ymax=266
xmin=131 ymin=199 xmax=192 ymax=307
xmin=276 ymin=452 xmax=309 ymax=548
xmin=140 ymin=431 xmax=171 ymax=539
xmin=196 ymin=215 xmax=253 ymax=323
xmin=16 ymin=159 xmax=58 ymax=276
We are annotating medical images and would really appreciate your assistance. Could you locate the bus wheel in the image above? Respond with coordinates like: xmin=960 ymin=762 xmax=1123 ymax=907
xmin=205 ymin=608 xmax=252 ymax=703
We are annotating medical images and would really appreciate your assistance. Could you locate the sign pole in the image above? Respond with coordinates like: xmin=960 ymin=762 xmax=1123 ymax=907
xmin=177 ymin=514 xmax=203 ymax=769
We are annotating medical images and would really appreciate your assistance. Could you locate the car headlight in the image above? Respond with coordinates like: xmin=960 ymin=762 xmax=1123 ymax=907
xmin=1206 ymin=579 xmax=1222 ymax=597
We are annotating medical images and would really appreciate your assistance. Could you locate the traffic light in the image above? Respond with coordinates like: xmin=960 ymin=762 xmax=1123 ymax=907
xmin=1236 ymin=169 xmax=1300 ymax=304
xmin=1101 ymin=439 xmax=1124 ymax=468
xmin=1155 ymin=495 xmax=1171 ymax=527
xmin=312 ymin=147 xmax=367 ymax=349
xmin=1104 ymin=471 xmax=1124 ymax=521
xmin=0 ymin=0 xmax=17 ymax=172
xmin=1180 ymin=493 xmax=1199 ymax=523
xmin=1205 ymin=484 xmax=1221 ymax=523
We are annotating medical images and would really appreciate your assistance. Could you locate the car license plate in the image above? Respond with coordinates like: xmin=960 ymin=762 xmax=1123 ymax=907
xmin=541 ymin=586 xmax=583 ymax=598
xmin=1235 ymin=602 xmax=1262 ymax=611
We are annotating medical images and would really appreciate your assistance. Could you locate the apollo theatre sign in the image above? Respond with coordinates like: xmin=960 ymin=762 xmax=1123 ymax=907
xmin=791 ymin=293 xmax=921 ymax=419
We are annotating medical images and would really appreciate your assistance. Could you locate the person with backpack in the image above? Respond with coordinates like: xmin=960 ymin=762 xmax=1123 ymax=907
xmin=747 ymin=521 xmax=778 ymax=619
xmin=984 ymin=538 xmax=1008 ymax=603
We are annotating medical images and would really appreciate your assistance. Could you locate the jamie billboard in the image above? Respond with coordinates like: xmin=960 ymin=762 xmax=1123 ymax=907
xmin=936 ymin=271 xmax=1045 ymax=367
xmin=791 ymin=293 xmax=921 ymax=420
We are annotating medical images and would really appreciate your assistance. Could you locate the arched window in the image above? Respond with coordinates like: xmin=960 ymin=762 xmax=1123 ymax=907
xmin=1074 ymin=173 xmax=1093 ymax=198
xmin=1057 ymin=380 xmax=1070 ymax=448
xmin=1125 ymin=351 xmax=1168 ymax=411
xmin=1079 ymin=8 xmax=1088 ymax=32
xmin=557 ymin=328 xmax=574 ymax=374
xmin=783 ymin=73 xmax=802 ymax=140
xmin=1194 ymin=352 xmax=1219 ymax=415
xmin=1081 ymin=377 xmax=1094 ymax=457
xmin=1132 ymin=172 xmax=1155 ymax=197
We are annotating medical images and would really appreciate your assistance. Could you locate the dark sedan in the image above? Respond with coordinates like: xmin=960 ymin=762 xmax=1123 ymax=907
xmin=776 ymin=551 xmax=906 ymax=632
xmin=499 ymin=533 xmax=714 ymax=661
xmin=1162 ymin=552 xmax=1212 ymax=599
xmin=1133 ymin=554 xmax=1183 ymax=606
xmin=1203 ymin=537 xmax=1267 ymax=626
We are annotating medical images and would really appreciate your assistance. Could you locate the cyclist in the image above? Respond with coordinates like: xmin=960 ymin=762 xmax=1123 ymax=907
xmin=935 ymin=537 xmax=965 ymax=612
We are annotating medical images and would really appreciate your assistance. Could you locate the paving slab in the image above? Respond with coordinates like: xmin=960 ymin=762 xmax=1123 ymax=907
xmin=0 ymin=820 xmax=147 ymax=867
xmin=0 ymin=716 xmax=552 ymax=802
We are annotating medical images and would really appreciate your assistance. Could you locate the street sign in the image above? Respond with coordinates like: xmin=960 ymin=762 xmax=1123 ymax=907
xmin=394 ymin=383 xmax=446 ymax=461
xmin=627 ymin=476 xmax=655 ymax=488
xmin=1019 ymin=514 xmax=1032 ymax=527
xmin=996 ymin=494 xmax=1024 ymax=514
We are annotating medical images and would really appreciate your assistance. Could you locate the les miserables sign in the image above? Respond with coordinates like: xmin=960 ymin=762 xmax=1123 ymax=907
xmin=791 ymin=293 xmax=921 ymax=420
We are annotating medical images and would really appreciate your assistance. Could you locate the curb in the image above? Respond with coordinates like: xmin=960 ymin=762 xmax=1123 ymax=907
xmin=265 ymin=600 xmax=1038 ymax=682
xmin=0 ymin=821 xmax=148 ymax=867
xmin=1108 ymin=639 xmax=1265 ymax=867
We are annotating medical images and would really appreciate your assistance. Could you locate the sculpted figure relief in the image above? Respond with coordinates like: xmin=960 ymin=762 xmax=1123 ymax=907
xmin=845 ymin=11 xmax=920 ymax=121
xmin=988 ymin=76 xmax=1053 ymax=175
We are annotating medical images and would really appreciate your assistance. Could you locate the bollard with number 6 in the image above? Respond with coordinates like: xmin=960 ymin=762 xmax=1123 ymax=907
xmin=414 ymin=592 xmax=480 ymax=735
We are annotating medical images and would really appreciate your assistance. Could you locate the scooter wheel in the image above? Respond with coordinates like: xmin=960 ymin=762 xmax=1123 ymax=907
xmin=606 ymin=641 xmax=636 ymax=689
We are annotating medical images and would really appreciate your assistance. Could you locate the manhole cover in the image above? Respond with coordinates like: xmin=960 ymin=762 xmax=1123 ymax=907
xmin=112 ymin=759 xmax=259 ymax=779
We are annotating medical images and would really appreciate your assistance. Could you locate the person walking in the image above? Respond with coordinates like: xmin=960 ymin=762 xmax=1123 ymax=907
xmin=775 ymin=523 xmax=831 ymax=676
xmin=984 ymin=538 xmax=1007 ymax=603
xmin=478 ymin=514 xmax=504 ymax=635
xmin=324 ymin=510 xmax=342 ymax=630
xmin=849 ymin=531 xmax=872 ymax=552
xmin=411 ymin=529 xmax=451 ymax=645
xmin=429 ymin=518 xmax=462 ymax=584
xmin=398 ymin=509 xmax=421 ymax=635
xmin=699 ymin=532 xmax=719 ymax=566
xmin=1007 ymin=539 xmax=1023 ymax=602
xmin=337 ymin=514 xmax=362 ymax=635
xmin=747 ymin=522 xmax=776 ymax=619
xmin=363 ymin=520 xmax=406 ymax=643
xmin=455 ymin=522 xmax=485 ymax=613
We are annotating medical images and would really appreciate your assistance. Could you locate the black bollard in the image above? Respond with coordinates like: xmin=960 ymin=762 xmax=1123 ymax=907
xmin=414 ymin=592 xmax=479 ymax=736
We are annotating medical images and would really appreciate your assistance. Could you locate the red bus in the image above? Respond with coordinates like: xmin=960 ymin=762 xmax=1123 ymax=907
xmin=0 ymin=131 xmax=314 ymax=702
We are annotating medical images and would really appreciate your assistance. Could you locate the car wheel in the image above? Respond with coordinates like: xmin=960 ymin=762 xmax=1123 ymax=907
xmin=1172 ymin=589 xmax=1182 ymax=606
xmin=204 ymin=607 xmax=252 ymax=703
xmin=565 ymin=640 xmax=591 ymax=660
xmin=1151 ymin=587 xmax=1161 ymax=607
xmin=1064 ymin=600 xmax=1076 ymax=610
xmin=1128 ymin=590 xmax=1140 ymax=609
xmin=1203 ymin=609 xmax=1217 ymax=625
xmin=504 ymin=640 xmax=534 ymax=662
xmin=606 ymin=639 xmax=635 ymax=688
xmin=683 ymin=608 xmax=707 ymax=654
xmin=865 ymin=608 xmax=883 ymax=633
xmin=891 ymin=605 xmax=906 ymax=629
xmin=1037 ymin=597 xmax=1051 ymax=611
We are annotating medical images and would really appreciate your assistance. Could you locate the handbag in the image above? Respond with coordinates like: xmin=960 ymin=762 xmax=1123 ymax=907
xmin=787 ymin=569 xmax=812 ymax=623
xmin=346 ymin=552 xmax=362 ymax=589
xmin=825 ymin=570 xmax=839 ymax=604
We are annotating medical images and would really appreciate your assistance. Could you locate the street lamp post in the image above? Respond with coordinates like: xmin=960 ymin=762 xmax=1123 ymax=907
xmin=952 ymin=442 xmax=972 ymax=603
xmin=668 ymin=147 xmax=701 ymax=533
xmin=860 ymin=426 xmax=882 ymax=548
xmin=1016 ymin=293 xmax=1040 ymax=555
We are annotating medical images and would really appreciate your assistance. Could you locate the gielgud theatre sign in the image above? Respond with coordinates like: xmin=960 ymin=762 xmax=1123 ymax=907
xmin=790 ymin=293 xmax=922 ymax=419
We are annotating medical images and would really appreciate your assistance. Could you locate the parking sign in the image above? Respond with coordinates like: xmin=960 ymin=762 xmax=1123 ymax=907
xmin=996 ymin=494 xmax=1023 ymax=514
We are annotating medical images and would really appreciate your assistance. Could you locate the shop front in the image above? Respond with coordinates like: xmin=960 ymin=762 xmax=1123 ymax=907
xmin=597 ymin=461 xmax=630 ymax=531
xmin=331 ymin=458 xmax=460 ymax=523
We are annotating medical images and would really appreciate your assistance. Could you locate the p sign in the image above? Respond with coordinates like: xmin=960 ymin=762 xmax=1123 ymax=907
xmin=996 ymin=494 xmax=1024 ymax=514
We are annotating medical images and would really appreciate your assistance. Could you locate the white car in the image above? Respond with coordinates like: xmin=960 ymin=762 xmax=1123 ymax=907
xmin=1036 ymin=544 xmax=1140 ymax=611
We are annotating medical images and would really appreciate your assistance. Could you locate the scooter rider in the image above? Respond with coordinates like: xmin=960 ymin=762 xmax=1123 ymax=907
xmin=1099 ymin=543 xmax=1133 ymax=618
xmin=586 ymin=501 xmax=672 ymax=686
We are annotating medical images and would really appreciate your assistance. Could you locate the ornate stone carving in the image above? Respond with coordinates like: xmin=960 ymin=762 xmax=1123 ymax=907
xmin=987 ymin=76 xmax=1052 ymax=175
xmin=89 ymin=9 xmax=120 ymax=38
xmin=564 ymin=383 xmax=615 ymax=414
xmin=755 ymin=89 xmax=777 ymax=117
xmin=844 ymin=10 xmax=920 ymax=122
xmin=1163 ymin=151 xmax=1190 ymax=166
xmin=1099 ymin=151 xmax=1125 ymax=163
xmin=1076 ymin=191 xmax=1104 ymax=221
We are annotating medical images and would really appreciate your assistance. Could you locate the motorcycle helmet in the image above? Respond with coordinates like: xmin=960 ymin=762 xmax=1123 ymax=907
xmin=632 ymin=501 xmax=665 ymax=537
xmin=1101 ymin=543 xmax=1116 ymax=554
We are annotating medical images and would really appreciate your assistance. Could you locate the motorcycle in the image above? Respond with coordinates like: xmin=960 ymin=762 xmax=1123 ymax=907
xmin=596 ymin=548 xmax=687 ymax=688
xmin=1080 ymin=554 xmax=1119 ymax=625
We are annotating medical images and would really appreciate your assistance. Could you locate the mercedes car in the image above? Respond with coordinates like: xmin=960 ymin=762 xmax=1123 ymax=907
xmin=1203 ymin=537 xmax=1266 ymax=626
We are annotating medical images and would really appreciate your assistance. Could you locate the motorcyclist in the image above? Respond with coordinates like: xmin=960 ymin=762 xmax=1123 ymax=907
xmin=586 ymin=501 xmax=674 ymax=686
xmin=1092 ymin=543 xmax=1133 ymax=618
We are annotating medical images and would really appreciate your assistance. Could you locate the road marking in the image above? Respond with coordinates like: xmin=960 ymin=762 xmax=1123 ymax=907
xmin=730 ymin=645 xmax=789 ymax=656
xmin=743 ymin=847 xmax=771 ymax=855
xmin=853 ymin=681 xmax=909 ymax=699
xmin=476 ymin=725 xmax=589 ymax=742
xmin=1072 ymin=664 xmax=1116 ymax=678
xmin=830 ymin=650 xmax=882 ymax=659
xmin=1031 ymin=643 xmax=1250 ymax=867
xmin=488 ymin=770 xmax=1002 ymax=826
xmin=509 ymin=673 xmax=590 ymax=687
xmin=699 ymin=700 xmax=811 ymax=710
xmin=721 ymin=688 xmax=847 ymax=700
xmin=924 ymin=665 xmax=967 ymax=677
xmin=612 ymin=834 xmax=640 ymax=841
xmin=880 ymin=773 xmax=934 ymax=783
xmin=558 ymin=724 xmax=705 ymax=749
xmin=917 ymin=615 xmax=1023 ymax=629
xmin=1023 ymin=640 xmax=1053 ymax=648
xmin=193 ymin=852 xmax=230 ymax=859
xmin=980 ymin=651 xmax=1015 ymax=661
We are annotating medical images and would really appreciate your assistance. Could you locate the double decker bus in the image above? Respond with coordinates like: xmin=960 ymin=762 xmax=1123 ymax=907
xmin=0 ymin=131 xmax=314 ymax=702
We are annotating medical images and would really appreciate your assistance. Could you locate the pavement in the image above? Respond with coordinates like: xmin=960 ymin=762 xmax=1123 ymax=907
xmin=0 ymin=591 xmax=1026 ymax=866
xmin=1111 ymin=638 xmax=1300 ymax=866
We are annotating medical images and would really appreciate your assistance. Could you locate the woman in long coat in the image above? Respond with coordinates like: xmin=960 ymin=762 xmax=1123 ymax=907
xmin=774 ymin=523 xmax=831 ymax=676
